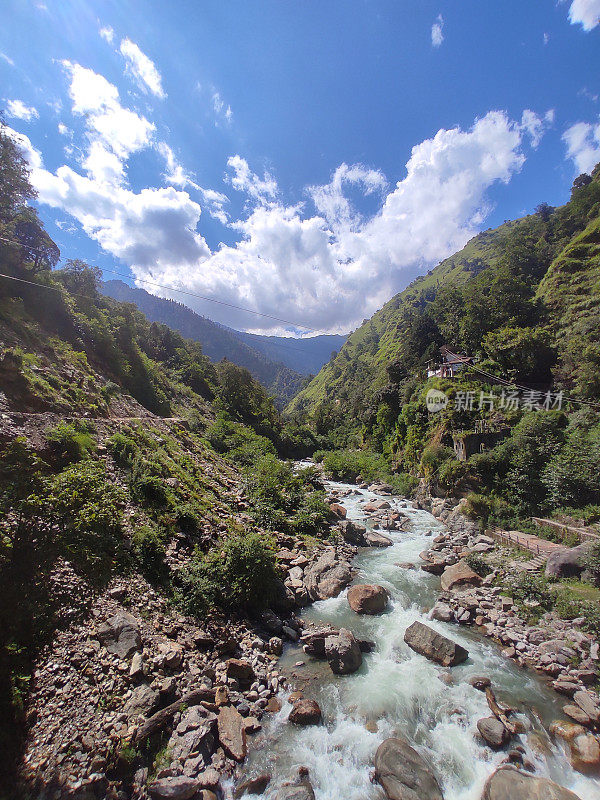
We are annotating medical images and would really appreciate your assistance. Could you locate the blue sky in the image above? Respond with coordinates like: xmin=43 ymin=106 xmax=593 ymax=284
xmin=2 ymin=0 xmax=600 ymax=334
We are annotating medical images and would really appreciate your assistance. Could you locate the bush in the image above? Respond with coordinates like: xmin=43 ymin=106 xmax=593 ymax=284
xmin=174 ymin=503 xmax=201 ymax=534
xmin=316 ymin=448 xmax=415 ymax=495
xmin=420 ymin=444 xmax=454 ymax=477
xmin=464 ymin=493 xmax=493 ymax=526
xmin=44 ymin=421 xmax=96 ymax=467
xmin=206 ymin=413 xmax=276 ymax=466
xmin=465 ymin=552 xmax=492 ymax=577
xmin=178 ymin=530 xmax=279 ymax=615
xmin=505 ymin=572 xmax=553 ymax=610
xmin=131 ymin=524 xmax=167 ymax=582
xmin=107 ymin=432 xmax=138 ymax=468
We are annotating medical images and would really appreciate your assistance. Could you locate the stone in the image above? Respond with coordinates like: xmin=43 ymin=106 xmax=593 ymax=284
xmin=148 ymin=777 xmax=199 ymax=800
xmin=545 ymin=544 xmax=591 ymax=580
xmin=347 ymin=584 xmax=389 ymax=615
xmin=563 ymin=704 xmax=592 ymax=726
xmin=481 ymin=765 xmax=582 ymax=800
xmin=124 ymin=684 xmax=160 ymax=718
xmin=404 ymin=621 xmax=468 ymax=667
xmin=269 ymin=637 xmax=283 ymax=656
xmin=288 ymin=699 xmax=322 ymax=726
xmin=469 ymin=675 xmax=491 ymax=691
xmin=217 ymin=705 xmax=247 ymax=762
xmin=233 ymin=774 xmax=271 ymax=798
xmin=338 ymin=519 xmax=369 ymax=546
xmin=129 ymin=651 xmax=144 ymax=680
xmin=225 ymin=658 xmax=255 ymax=687
xmin=366 ymin=531 xmax=394 ymax=547
xmin=374 ymin=736 xmax=443 ymax=800
xmin=303 ymin=549 xmax=354 ymax=600
xmin=96 ymin=612 xmax=141 ymax=658
xmin=570 ymin=731 xmax=600 ymax=774
xmin=324 ymin=628 xmax=362 ymax=674
xmin=301 ymin=627 xmax=335 ymax=659
xmin=259 ymin=609 xmax=283 ymax=635
xmin=477 ymin=717 xmax=511 ymax=749
xmin=167 ymin=706 xmax=217 ymax=768
xmin=440 ymin=560 xmax=482 ymax=592
xmin=430 ymin=602 xmax=454 ymax=623
xmin=573 ymin=690 xmax=600 ymax=723
xmin=274 ymin=767 xmax=315 ymax=800
xmin=329 ymin=503 xmax=347 ymax=519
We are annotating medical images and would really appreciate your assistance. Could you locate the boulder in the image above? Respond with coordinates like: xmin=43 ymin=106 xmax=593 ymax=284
xmin=347 ymin=584 xmax=389 ymax=615
xmin=481 ymin=766 xmax=582 ymax=800
xmin=569 ymin=731 xmax=600 ymax=774
xmin=440 ymin=561 xmax=482 ymax=592
xmin=274 ymin=767 xmax=315 ymax=800
xmin=124 ymin=684 xmax=160 ymax=718
xmin=374 ymin=736 xmax=443 ymax=800
xmin=96 ymin=612 xmax=141 ymax=658
xmin=301 ymin=626 xmax=336 ymax=659
xmin=303 ymin=549 xmax=354 ymax=600
xmin=167 ymin=706 xmax=217 ymax=769
xmin=324 ymin=628 xmax=363 ymax=674
xmin=469 ymin=675 xmax=491 ymax=691
xmin=225 ymin=658 xmax=255 ymax=687
xmin=366 ymin=531 xmax=394 ymax=547
xmin=545 ymin=544 xmax=591 ymax=580
xmin=477 ymin=717 xmax=511 ymax=749
xmin=329 ymin=503 xmax=347 ymax=519
xmin=430 ymin=602 xmax=454 ymax=623
xmin=338 ymin=519 xmax=368 ymax=546
xmin=217 ymin=705 xmax=247 ymax=762
xmin=233 ymin=775 xmax=271 ymax=798
xmin=573 ymin=690 xmax=600 ymax=723
xmin=288 ymin=698 xmax=322 ymax=726
xmin=404 ymin=621 xmax=468 ymax=667
xmin=148 ymin=777 xmax=200 ymax=800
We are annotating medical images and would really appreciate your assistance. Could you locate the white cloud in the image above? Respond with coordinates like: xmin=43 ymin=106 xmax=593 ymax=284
xmin=99 ymin=26 xmax=114 ymax=44
xmin=543 ymin=32 xmax=550 ymax=45
xmin=61 ymin=61 xmax=155 ymax=175
xmin=568 ymin=0 xmax=600 ymax=30
xmin=212 ymin=91 xmax=233 ymax=125
xmin=0 ymin=52 xmax=14 ymax=66
xmin=57 ymin=122 xmax=70 ymax=136
xmin=5 ymin=99 xmax=39 ymax=121
xmin=5 ymin=97 xmax=547 ymax=334
xmin=226 ymin=155 xmax=278 ymax=205
xmin=520 ymin=108 xmax=554 ymax=148
xmin=563 ymin=119 xmax=600 ymax=174
xmin=119 ymin=38 xmax=165 ymax=99
xmin=431 ymin=14 xmax=444 ymax=47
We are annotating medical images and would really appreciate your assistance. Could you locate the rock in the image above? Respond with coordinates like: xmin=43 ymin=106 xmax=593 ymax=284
xmin=481 ymin=765 xmax=582 ymax=800
xmin=469 ymin=675 xmax=491 ymax=691
xmin=148 ymin=777 xmax=199 ymax=800
xmin=96 ymin=612 xmax=141 ymax=658
xmin=563 ymin=704 xmax=592 ymax=726
xmin=477 ymin=716 xmax=511 ymax=749
xmin=288 ymin=699 xmax=322 ymax=726
xmin=338 ymin=519 xmax=368 ymax=546
xmin=217 ymin=705 xmax=247 ymax=762
xmin=404 ymin=621 xmax=468 ymax=667
xmin=303 ymin=549 xmax=354 ymax=600
xmin=324 ymin=628 xmax=363 ymax=674
xmin=167 ymin=706 xmax=217 ymax=768
xmin=430 ymin=602 xmax=454 ymax=623
xmin=301 ymin=627 xmax=335 ymax=659
xmin=550 ymin=720 xmax=586 ymax=742
xmin=269 ymin=637 xmax=283 ymax=656
xmin=259 ymin=609 xmax=283 ymax=635
xmin=124 ymin=684 xmax=160 ymax=718
xmin=374 ymin=736 xmax=443 ymax=800
xmin=440 ymin=561 xmax=483 ymax=592
xmin=233 ymin=774 xmax=271 ymax=798
xmin=225 ymin=658 xmax=255 ymax=687
xmin=573 ymin=690 xmax=600 ymax=723
xmin=366 ymin=531 xmax=394 ymax=547
xmin=329 ymin=503 xmax=347 ymax=519
xmin=347 ymin=584 xmax=389 ymax=615
xmin=545 ymin=544 xmax=591 ymax=580
xmin=274 ymin=767 xmax=315 ymax=800
xmin=570 ymin=731 xmax=600 ymax=774
xmin=129 ymin=651 xmax=144 ymax=680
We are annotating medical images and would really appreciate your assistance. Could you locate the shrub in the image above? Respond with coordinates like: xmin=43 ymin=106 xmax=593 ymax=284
xmin=464 ymin=492 xmax=493 ymax=526
xmin=44 ymin=421 xmax=96 ymax=467
xmin=107 ymin=433 xmax=138 ymax=468
xmin=131 ymin=524 xmax=167 ymax=582
xmin=178 ymin=530 xmax=278 ymax=615
xmin=465 ymin=552 xmax=492 ymax=577
xmin=174 ymin=503 xmax=201 ymax=534
xmin=505 ymin=572 xmax=553 ymax=610
xmin=420 ymin=444 xmax=454 ymax=477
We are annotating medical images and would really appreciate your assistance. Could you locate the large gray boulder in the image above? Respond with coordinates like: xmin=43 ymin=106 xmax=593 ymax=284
xmin=96 ymin=612 xmax=141 ymax=658
xmin=404 ymin=621 xmax=468 ymax=667
xmin=374 ymin=736 xmax=443 ymax=800
xmin=481 ymin=766 xmax=582 ymax=800
xmin=303 ymin=549 xmax=354 ymax=600
xmin=217 ymin=705 xmax=247 ymax=762
xmin=477 ymin=717 xmax=511 ymax=749
xmin=148 ymin=777 xmax=199 ymax=800
xmin=124 ymin=683 xmax=160 ymax=718
xmin=545 ymin=544 xmax=591 ymax=580
xmin=167 ymin=705 xmax=217 ymax=769
xmin=440 ymin=560 xmax=482 ymax=592
xmin=324 ymin=628 xmax=362 ymax=674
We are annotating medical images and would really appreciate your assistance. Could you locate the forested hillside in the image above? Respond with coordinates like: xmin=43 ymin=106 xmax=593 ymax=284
xmin=101 ymin=280 xmax=305 ymax=406
xmin=236 ymin=330 xmax=347 ymax=375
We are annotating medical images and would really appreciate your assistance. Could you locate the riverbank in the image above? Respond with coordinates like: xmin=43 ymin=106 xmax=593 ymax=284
xmin=235 ymin=473 xmax=600 ymax=800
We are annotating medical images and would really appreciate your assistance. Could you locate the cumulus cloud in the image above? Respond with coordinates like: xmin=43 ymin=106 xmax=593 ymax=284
xmin=520 ymin=108 xmax=555 ymax=148
xmin=6 ymin=77 xmax=548 ymax=334
xmin=431 ymin=14 xmax=444 ymax=47
xmin=563 ymin=119 xmax=600 ymax=174
xmin=568 ymin=0 xmax=600 ymax=30
xmin=5 ymin=99 xmax=39 ymax=121
xmin=119 ymin=38 xmax=165 ymax=99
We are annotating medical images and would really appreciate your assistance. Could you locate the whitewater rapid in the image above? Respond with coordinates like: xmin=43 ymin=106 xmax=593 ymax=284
xmin=240 ymin=478 xmax=600 ymax=800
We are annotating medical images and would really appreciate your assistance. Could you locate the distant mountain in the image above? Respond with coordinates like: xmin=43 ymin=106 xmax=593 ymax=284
xmin=236 ymin=331 xmax=347 ymax=375
xmin=101 ymin=280 xmax=306 ymax=406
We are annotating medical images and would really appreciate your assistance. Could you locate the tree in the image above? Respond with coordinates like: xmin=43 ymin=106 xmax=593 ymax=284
xmin=0 ymin=124 xmax=36 ymax=223
xmin=572 ymin=173 xmax=592 ymax=192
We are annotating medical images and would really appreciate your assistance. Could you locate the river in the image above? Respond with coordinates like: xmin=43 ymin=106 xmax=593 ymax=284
xmin=239 ymin=476 xmax=600 ymax=800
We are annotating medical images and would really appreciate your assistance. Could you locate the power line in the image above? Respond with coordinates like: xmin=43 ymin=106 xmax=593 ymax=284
xmin=443 ymin=348 xmax=600 ymax=412
xmin=0 ymin=234 xmax=337 ymax=336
